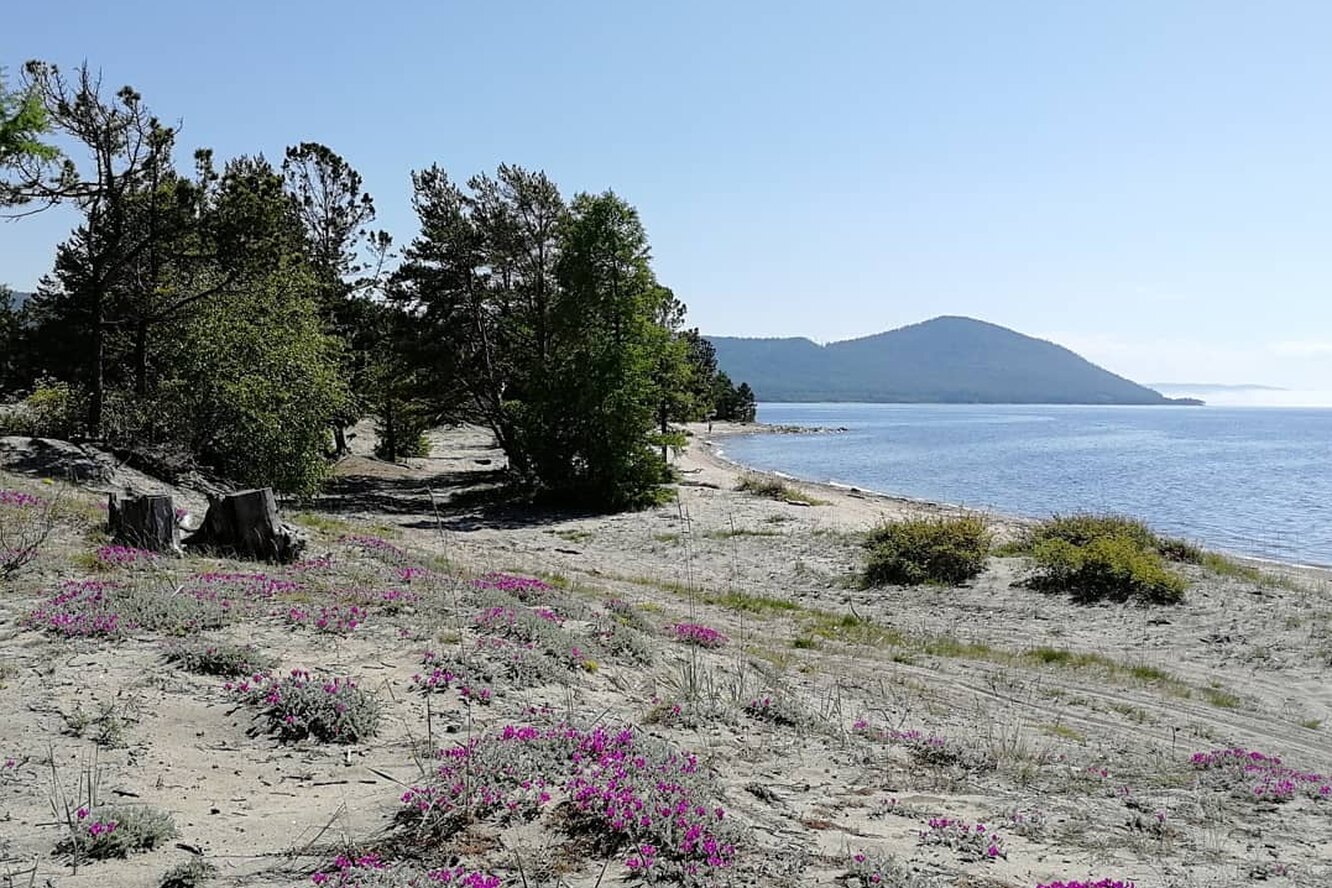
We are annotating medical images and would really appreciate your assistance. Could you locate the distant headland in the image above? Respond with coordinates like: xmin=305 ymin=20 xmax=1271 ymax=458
xmin=709 ymin=316 xmax=1203 ymax=405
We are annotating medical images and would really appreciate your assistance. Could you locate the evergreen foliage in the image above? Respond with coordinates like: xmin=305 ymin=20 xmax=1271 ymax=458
xmin=1 ymin=59 xmax=756 ymax=507
xmin=0 ymin=68 xmax=56 ymax=166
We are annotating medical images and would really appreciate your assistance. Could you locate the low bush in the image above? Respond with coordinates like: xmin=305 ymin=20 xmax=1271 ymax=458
xmin=1 ymin=486 xmax=60 ymax=581
xmin=1016 ymin=513 xmax=1190 ymax=605
xmin=1023 ymin=512 xmax=1201 ymax=563
xmin=227 ymin=670 xmax=380 ymax=744
xmin=57 ymin=803 xmax=176 ymax=861
xmin=1024 ymin=513 xmax=1157 ymax=550
xmin=165 ymin=640 xmax=277 ymax=677
xmin=160 ymin=858 xmax=217 ymax=888
xmin=862 ymin=516 xmax=992 ymax=586
xmin=25 ymin=578 xmax=235 ymax=638
xmin=670 ymin=622 xmax=728 ymax=648
xmin=735 ymin=473 xmax=823 ymax=505
xmin=398 ymin=722 xmax=739 ymax=881
xmin=1029 ymin=535 xmax=1185 ymax=605
xmin=0 ymin=379 xmax=84 ymax=438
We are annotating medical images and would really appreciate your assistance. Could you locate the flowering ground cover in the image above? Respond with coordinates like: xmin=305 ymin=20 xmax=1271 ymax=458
xmin=669 ymin=622 xmax=728 ymax=648
xmin=3 ymin=456 xmax=1332 ymax=887
xmin=399 ymin=721 xmax=738 ymax=881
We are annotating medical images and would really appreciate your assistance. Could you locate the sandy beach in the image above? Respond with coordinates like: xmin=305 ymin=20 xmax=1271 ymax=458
xmin=2 ymin=424 xmax=1331 ymax=886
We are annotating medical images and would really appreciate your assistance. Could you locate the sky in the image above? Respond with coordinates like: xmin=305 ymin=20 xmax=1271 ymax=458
xmin=4 ymin=1 xmax=1332 ymax=399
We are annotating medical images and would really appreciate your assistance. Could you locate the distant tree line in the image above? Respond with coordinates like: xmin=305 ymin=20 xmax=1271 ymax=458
xmin=0 ymin=62 xmax=755 ymax=506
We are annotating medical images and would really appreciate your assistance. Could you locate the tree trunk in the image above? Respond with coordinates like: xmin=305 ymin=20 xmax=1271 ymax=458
xmin=332 ymin=424 xmax=348 ymax=457
xmin=90 ymin=289 xmax=105 ymax=439
xmin=183 ymin=488 xmax=306 ymax=563
xmin=133 ymin=321 xmax=149 ymax=397
xmin=659 ymin=404 xmax=669 ymax=463
xmin=383 ymin=402 xmax=398 ymax=463
xmin=108 ymin=492 xmax=179 ymax=553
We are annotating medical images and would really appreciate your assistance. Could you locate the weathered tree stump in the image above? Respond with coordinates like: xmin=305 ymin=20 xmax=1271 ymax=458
xmin=108 ymin=492 xmax=180 ymax=554
xmin=183 ymin=488 xmax=306 ymax=563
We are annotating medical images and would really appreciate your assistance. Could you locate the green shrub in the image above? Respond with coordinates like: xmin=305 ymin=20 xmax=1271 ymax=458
xmin=1025 ymin=513 xmax=1157 ymax=551
xmin=1029 ymin=535 xmax=1186 ymax=604
xmin=1022 ymin=513 xmax=1202 ymax=564
xmin=165 ymin=640 xmax=277 ymax=677
xmin=57 ymin=803 xmax=176 ymax=860
xmin=862 ymin=516 xmax=992 ymax=586
xmin=1156 ymin=535 xmax=1204 ymax=564
xmin=160 ymin=859 xmax=217 ymax=888
xmin=0 ymin=379 xmax=84 ymax=438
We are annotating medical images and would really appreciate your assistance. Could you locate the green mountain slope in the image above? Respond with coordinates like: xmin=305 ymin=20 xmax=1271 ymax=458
xmin=709 ymin=316 xmax=1185 ymax=404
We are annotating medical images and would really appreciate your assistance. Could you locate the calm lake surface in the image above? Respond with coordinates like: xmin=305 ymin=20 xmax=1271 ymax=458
xmin=723 ymin=404 xmax=1332 ymax=566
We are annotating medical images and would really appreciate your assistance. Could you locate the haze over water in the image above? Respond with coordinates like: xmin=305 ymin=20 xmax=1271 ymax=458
xmin=725 ymin=403 xmax=1332 ymax=566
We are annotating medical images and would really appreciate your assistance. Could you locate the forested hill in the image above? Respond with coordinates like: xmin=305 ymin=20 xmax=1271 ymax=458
xmin=709 ymin=316 xmax=1190 ymax=404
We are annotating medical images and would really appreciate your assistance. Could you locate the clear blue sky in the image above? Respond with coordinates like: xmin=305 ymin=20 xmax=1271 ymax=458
xmin=5 ymin=1 xmax=1332 ymax=398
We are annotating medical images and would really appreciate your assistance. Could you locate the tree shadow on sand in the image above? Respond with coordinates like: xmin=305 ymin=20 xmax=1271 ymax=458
xmin=310 ymin=467 xmax=607 ymax=531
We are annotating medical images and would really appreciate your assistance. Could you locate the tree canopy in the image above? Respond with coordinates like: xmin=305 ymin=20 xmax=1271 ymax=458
xmin=1 ymin=59 xmax=755 ymax=506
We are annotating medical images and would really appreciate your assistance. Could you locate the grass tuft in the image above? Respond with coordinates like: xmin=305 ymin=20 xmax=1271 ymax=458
xmin=736 ymin=474 xmax=826 ymax=505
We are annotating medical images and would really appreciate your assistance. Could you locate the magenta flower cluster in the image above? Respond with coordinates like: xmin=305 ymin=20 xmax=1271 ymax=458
xmin=94 ymin=545 xmax=160 ymax=568
xmin=339 ymin=533 xmax=408 ymax=562
xmin=226 ymin=669 xmax=378 ymax=743
xmin=421 ymin=866 xmax=502 ymax=887
xmin=0 ymin=490 xmax=42 ymax=507
xmin=852 ymin=718 xmax=947 ymax=753
xmin=311 ymin=853 xmax=384 ymax=885
xmin=25 ymin=579 xmax=126 ymax=637
xmin=287 ymin=604 xmax=368 ymax=634
xmin=193 ymin=569 xmax=301 ymax=598
xmin=472 ymin=571 xmax=552 ymax=601
xmin=918 ymin=816 xmax=1005 ymax=860
xmin=310 ymin=853 xmax=500 ymax=887
xmin=400 ymin=722 xmax=736 ymax=877
xmin=475 ymin=605 xmax=518 ymax=632
xmin=1191 ymin=747 xmax=1332 ymax=802
xmin=670 ymin=622 xmax=728 ymax=648
xmin=411 ymin=653 xmax=494 ymax=704
xmin=75 ymin=805 xmax=118 ymax=838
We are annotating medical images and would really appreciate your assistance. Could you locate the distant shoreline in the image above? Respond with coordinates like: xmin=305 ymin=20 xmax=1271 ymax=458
xmin=689 ymin=419 xmax=1332 ymax=578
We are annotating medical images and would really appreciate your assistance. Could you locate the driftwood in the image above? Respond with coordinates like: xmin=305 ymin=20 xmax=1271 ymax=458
xmin=183 ymin=488 xmax=306 ymax=563
xmin=108 ymin=492 xmax=180 ymax=554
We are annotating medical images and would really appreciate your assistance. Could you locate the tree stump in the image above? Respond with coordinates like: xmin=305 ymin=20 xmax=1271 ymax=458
xmin=183 ymin=488 xmax=306 ymax=563
xmin=108 ymin=492 xmax=180 ymax=554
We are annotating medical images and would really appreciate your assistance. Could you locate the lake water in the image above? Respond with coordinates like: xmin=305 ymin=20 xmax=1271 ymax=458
xmin=722 ymin=404 xmax=1332 ymax=566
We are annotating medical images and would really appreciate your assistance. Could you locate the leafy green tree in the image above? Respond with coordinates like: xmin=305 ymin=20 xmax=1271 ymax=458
xmin=0 ymin=286 xmax=21 ymax=392
xmin=652 ymin=293 xmax=694 ymax=461
xmin=282 ymin=143 xmax=390 ymax=455
xmin=732 ymin=381 xmax=757 ymax=422
xmin=396 ymin=167 xmax=690 ymax=506
xmin=680 ymin=329 xmax=719 ymax=416
xmin=0 ymin=62 xmax=178 ymax=435
xmin=0 ymin=68 xmax=56 ymax=166
xmin=157 ymin=265 xmax=346 ymax=494
xmin=536 ymin=190 xmax=679 ymax=506
xmin=392 ymin=164 xmax=564 ymax=470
